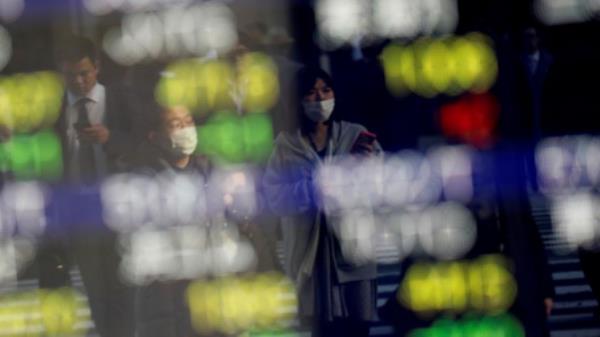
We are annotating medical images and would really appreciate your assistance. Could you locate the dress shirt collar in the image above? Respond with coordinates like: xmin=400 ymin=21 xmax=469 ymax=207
xmin=67 ymin=82 xmax=105 ymax=106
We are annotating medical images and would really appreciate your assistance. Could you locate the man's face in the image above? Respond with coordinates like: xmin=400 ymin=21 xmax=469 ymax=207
xmin=151 ymin=106 xmax=198 ymax=157
xmin=61 ymin=57 xmax=98 ymax=96
xmin=160 ymin=106 xmax=195 ymax=137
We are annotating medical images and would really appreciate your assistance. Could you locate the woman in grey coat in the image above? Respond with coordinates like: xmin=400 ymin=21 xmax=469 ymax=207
xmin=264 ymin=67 xmax=382 ymax=337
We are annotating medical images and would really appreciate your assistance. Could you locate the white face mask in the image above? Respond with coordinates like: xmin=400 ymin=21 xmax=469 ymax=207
xmin=166 ymin=126 xmax=198 ymax=156
xmin=302 ymin=99 xmax=335 ymax=122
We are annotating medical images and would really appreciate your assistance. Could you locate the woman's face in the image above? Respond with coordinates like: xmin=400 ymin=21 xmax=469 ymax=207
xmin=303 ymin=78 xmax=334 ymax=102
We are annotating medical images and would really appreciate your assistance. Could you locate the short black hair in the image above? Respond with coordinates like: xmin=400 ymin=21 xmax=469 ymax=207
xmin=296 ymin=66 xmax=335 ymax=98
xmin=55 ymin=35 xmax=98 ymax=66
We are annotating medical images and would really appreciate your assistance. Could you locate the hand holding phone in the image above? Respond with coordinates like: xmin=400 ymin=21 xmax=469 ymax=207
xmin=351 ymin=131 xmax=377 ymax=155
xmin=73 ymin=120 xmax=91 ymax=132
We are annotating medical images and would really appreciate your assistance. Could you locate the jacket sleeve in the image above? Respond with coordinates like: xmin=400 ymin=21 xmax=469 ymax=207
xmin=263 ymin=140 xmax=316 ymax=216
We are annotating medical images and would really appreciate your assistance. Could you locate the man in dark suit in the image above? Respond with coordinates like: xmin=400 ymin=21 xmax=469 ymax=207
xmin=54 ymin=35 xmax=138 ymax=183
xmin=38 ymin=35 xmax=136 ymax=337
xmin=505 ymin=26 xmax=555 ymax=192
xmin=519 ymin=26 xmax=553 ymax=142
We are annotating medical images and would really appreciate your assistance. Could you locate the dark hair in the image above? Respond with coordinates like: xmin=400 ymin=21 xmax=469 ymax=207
xmin=296 ymin=67 xmax=335 ymax=98
xmin=296 ymin=67 xmax=338 ymax=133
xmin=55 ymin=35 xmax=98 ymax=66
xmin=141 ymin=100 xmax=198 ymax=136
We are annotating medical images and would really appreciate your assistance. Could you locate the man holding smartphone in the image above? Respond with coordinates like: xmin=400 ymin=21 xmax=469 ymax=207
xmin=56 ymin=35 xmax=137 ymax=183
xmin=38 ymin=35 xmax=137 ymax=337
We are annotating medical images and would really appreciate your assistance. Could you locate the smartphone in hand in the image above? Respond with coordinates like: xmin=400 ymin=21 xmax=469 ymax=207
xmin=355 ymin=131 xmax=377 ymax=146
xmin=73 ymin=120 xmax=91 ymax=132
xmin=352 ymin=131 xmax=377 ymax=154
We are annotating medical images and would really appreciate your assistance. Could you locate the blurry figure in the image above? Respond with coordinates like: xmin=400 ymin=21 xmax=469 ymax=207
xmin=378 ymin=144 xmax=555 ymax=336
xmin=496 ymin=30 xmax=557 ymax=329
xmin=518 ymin=26 xmax=553 ymax=142
xmin=510 ymin=26 xmax=554 ymax=191
xmin=132 ymin=103 xmax=209 ymax=337
xmin=264 ymin=67 xmax=382 ymax=337
xmin=36 ymin=35 xmax=137 ymax=337
xmin=476 ymin=145 xmax=555 ymax=336
xmin=133 ymin=103 xmax=207 ymax=175
xmin=132 ymin=102 xmax=282 ymax=336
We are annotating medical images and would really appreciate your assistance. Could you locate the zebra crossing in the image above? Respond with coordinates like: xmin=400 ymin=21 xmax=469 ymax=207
xmin=0 ymin=269 xmax=95 ymax=337
xmin=2 ymin=193 xmax=600 ymax=337
xmin=529 ymin=194 xmax=600 ymax=336
xmin=368 ymin=194 xmax=600 ymax=336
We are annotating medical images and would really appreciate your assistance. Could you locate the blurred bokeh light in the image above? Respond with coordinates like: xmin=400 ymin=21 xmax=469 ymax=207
xmin=535 ymin=0 xmax=600 ymax=25
xmin=208 ymin=167 xmax=259 ymax=220
xmin=316 ymin=0 xmax=458 ymax=49
xmin=409 ymin=314 xmax=524 ymax=337
xmin=156 ymin=59 xmax=234 ymax=114
xmin=381 ymin=202 xmax=477 ymax=262
xmin=316 ymin=147 xmax=477 ymax=264
xmin=0 ymin=182 xmax=47 ymax=283
xmin=84 ymin=0 xmax=192 ymax=15
xmin=156 ymin=53 xmax=279 ymax=115
xmin=236 ymin=52 xmax=280 ymax=113
xmin=427 ymin=146 xmax=474 ymax=203
xmin=119 ymin=224 xmax=258 ymax=283
xmin=315 ymin=0 xmax=369 ymax=49
xmin=439 ymin=93 xmax=500 ymax=148
xmin=0 ymin=0 xmax=24 ymax=23
xmin=186 ymin=273 xmax=297 ymax=335
xmin=101 ymin=172 xmax=207 ymax=232
xmin=0 ymin=181 xmax=47 ymax=239
xmin=317 ymin=146 xmax=474 ymax=213
xmin=536 ymin=136 xmax=597 ymax=195
xmin=0 ymin=288 xmax=90 ymax=337
xmin=399 ymin=255 xmax=517 ymax=314
xmin=0 ymin=72 xmax=64 ymax=133
xmin=381 ymin=34 xmax=498 ymax=98
xmin=551 ymin=192 xmax=600 ymax=250
xmin=103 ymin=2 xmax=237 ymax=65
xmin=197 ymin=114 xmax=274 ymax=164
xmin=0 ymin=131 xmax=63 ymax=181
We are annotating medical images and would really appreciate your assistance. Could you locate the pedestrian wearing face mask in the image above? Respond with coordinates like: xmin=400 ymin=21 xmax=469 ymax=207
xmin=133 ymin=102 xmax=281 ymax=337
xmin=264 ymin=67 xmax=383 ymax=337
xmin=132 ymin=103 xmax=209 ymax=176
xmin=130 ymin=102 xmax=211 ymax=337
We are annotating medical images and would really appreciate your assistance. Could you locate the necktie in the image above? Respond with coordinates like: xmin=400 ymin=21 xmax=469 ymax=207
xmin=76 ymin=98 xmax=92 ymax=126
xmin=75 ymin=98 xmax=97 ymax=182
